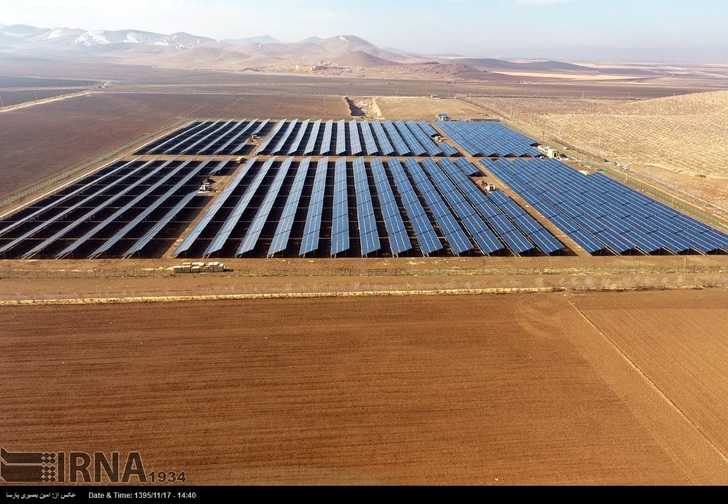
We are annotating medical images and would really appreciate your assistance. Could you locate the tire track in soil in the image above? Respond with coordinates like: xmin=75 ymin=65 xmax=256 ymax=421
xmin=564 ymin=295 xmax=728 ymax=484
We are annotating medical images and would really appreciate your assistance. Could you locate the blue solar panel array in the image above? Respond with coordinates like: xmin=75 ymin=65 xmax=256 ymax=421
xmin=371 ymin=120 xmax=395 ymax=156
xmin=0 ymin=157 xmax=226 ymax=259
xmin=268 ymin=158 xmax=311 ymax=257
xmin=483 ymin=157 xmax=728 ymax=255
xmin=26 ymin=158 xmax=190 ymax=259
xmin=370 ymin=159 xmax=412 ymax=256
xmin=236 ymin=157 xmax=293 ymax=256
xmin=353 ymin=158 xmax=381 ymax=256
xmin=287 ymin=119 xmax=309 ymax=155
xmin=85 ymin=157 xmax=218 ymax=259
xmin=11 ymin=117 xmax=721 ymax=260
xmin=204 ymin=157 xmax=276 ymax=257
xmin=349 ymin=120 xmax=363 ymax=156
xmin=335 ymin=120 xmax=348 ymax=156
xmin=155 ymin=155 xmax=571 ymax=258
xmin=300 ymin=158 xmax=329 ymax=255
xmin=251 ymin=119 xmax=469 ymax=158
xmin=319 ymin=120 xmax=334 ymax=155
xmin=387 ymin=159 xmax=443 ymax=255
xmin=303 ymin=120 xmax=321 ymax=155
xmin=330 ymin=158 xmax=351 ymax=256
xmin=404 ymin=158 xmax=473 ymax=254
xmin=394 ymin=120 xmax=427 ymax=157
xmin=360 ymin=120 xmax=379 ymax=155
xmin=421 ymin=158 xmax=504 ymax=254
xmin=437 ymin=120 xmax=540 ymax=157
xmin=439 ymin=158 xmax=562 ymax=255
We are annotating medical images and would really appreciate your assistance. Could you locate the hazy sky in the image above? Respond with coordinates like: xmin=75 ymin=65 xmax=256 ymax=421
xmin=3 ymin=0 xmax=728 ymax=62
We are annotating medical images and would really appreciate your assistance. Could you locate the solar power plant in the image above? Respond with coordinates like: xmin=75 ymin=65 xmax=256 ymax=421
xmin=6 ymin=116 xmax=722 ymax=260
xmin=482 ymin=157 xmax=728 ymax=255
xmin=168 ymin=156 xmax=565 ymax=258
xmin=436 ymin=121 xmax=541 ymax=157
xmin=0 ymin=157 xmax=233 ymax=259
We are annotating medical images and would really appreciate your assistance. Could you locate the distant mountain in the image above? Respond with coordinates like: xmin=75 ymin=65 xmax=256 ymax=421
xmin=0 ymin=23 xmax=636 ymax=78
xmin=223 ymin=34 xmax=279 ymax=45
xmin=0 ymin=24 xmax=221 ymax=53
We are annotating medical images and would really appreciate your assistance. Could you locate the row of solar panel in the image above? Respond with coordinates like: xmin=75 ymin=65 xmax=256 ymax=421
xmin=482 ymin=157 xmax=728 ymax=255
xmin=254 ymin=119 xmax=460 ymax=157
xmin=135 ymin=119 xmax=272 ymax=156
xmin=172 ymin=157 xmax=564 ymax=258
xmin=437 ymin=121 xmax=541 ymax=157
xmin=0 ymin=157 xmax=227 ymax=259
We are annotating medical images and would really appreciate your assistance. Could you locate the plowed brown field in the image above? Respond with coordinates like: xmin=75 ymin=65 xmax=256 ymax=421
xmin=2 ymin=288 xmax=727 ymax=485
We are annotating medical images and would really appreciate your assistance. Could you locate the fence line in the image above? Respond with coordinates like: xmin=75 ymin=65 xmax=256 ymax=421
xmin=1 ymin=264 xmax=725 ymax=280
xmin=0 ymin=119 xmax=190 ymax=210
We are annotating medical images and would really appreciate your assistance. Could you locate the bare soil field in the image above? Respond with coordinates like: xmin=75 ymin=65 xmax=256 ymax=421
xmin=572 ymin=290 xmax=728 ymax=461
xmin=1 ymin=288 xmax=727 ymax=485
xmin=373 ymin=96 xmax=491 ymax=120
xmin=469 ymin=91 xmax=728 ymax=209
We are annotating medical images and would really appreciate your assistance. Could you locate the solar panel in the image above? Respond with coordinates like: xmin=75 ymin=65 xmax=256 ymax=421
xmin=421 ymin=159 xmax=504 ymax=254
xmin=405 ymin=158 xmax=472 ymax=254
xmin=568 ymin=228 xmax=607 ymax=254
xmin=359 ymin=120 xmax=379 ymax=155
xmin=335 ymin=120 xmax=347 ymax=155
xmin=164 ymin=121 xmax=222 ymax=155
xmin=417 ymin=120 xmax=439 ymax=137
xmin=173 ymin=157 xmax=258 ymax=257
xmin=300 ymin=158 xmax=329 ymax=255
xmin=236 ymin=157 xmax=294 ymax=256
xmin=17 ymin=158 xmax=178 ymax=259
xmin=122 ymin=191 xmax=199 ymax=259
xmin=268 ymin=158 xmax=311 ymax=257
xmin=88 ymin=158 xmax=221 ymax=259
xmin=387 ymin=159 xmax=442 ymax=255
xmin=58 ymin=158 xmax=207 ymax=259
xmin=319 ymin=120 xmax=334 ymax=155
xmin=303 ymin=120 xmax=322 ymax=155
xmin=255 ymin=119 xmax=287 ymax=154
xmin=0 ymin=157 xmax=139 ymax=242
xmin=371 ymin=120 xmax=395 ymax=156
xmin=215 ymin=120 xmax=256 ymax=155
xmin=250 ymin=119 xmax=271 ymax=136
xmin=438 ymin=121 xmax=540 ymax=157
xmin=204 ymin=157 xmax=276 ymax=257
xmin=529 ymin=229 xmax=565 ymax=255
xmin=136 ymin=120 xmax=199 ymax=154
xmin=197 ymin=120 xmax=241 ymax=155
xmin=287 ymin=119 xmax=310 ymax=154
xmin=349 ymin=120 xmax=363 ymax=156
xmin=353 ymin=158 xmax=381 ymax=255
xmin=370 ymin=158 xmax=412 ymax=256
xmin=394 ymin=120 xmax=427 ymax=156
xmin=440 ymin=159 xmax=547 ymax=255
xmin=182 ymin=121 xmax=233 ymax=155
xmin=383 ymin=121 xmax=411 ymax=156
xmin=232 ymin=119 xmax=267 ymax=154
xmin=270 ymin=119 xmax=298 ymax=154
xmin=331 ymin=158 xmax=350 ymax=255
xmin=454 ymin=158 xmax=480 ymax=176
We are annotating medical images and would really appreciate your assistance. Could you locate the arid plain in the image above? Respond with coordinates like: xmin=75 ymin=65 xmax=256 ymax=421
xmin=1 ymin=55 xmax=728 ymax=485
